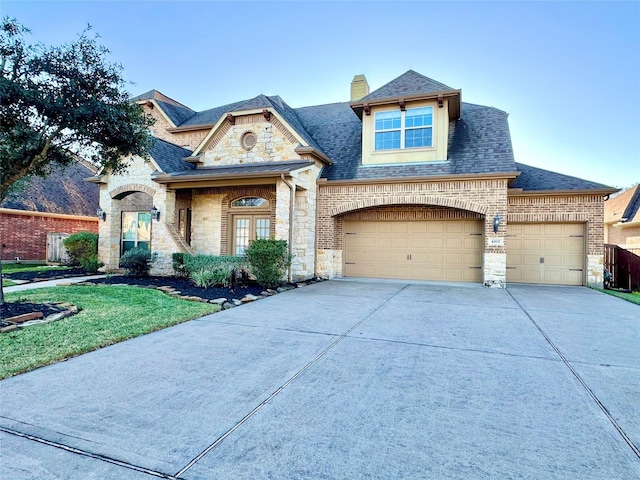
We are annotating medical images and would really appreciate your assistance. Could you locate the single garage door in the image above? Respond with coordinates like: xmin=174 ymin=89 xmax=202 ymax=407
xmin=343 ymin=220 xmax=483 ymax=282
xmin=506 ymin=223 xmax=585 ymax=285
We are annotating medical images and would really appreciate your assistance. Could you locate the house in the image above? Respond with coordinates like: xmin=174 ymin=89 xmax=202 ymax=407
xmin=605 ymin=184 xmax=640 ymax=255
xmin=88 ymin=70 xmax=616 ymax=287
xmin=1 ymin=160 xmax=99 ymax=263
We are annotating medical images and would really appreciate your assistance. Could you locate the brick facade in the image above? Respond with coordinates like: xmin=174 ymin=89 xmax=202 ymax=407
xmin=0 ymin=209 xmax=98 ymax=261
xmin=316 ymin=178 xmax=509 ymax=285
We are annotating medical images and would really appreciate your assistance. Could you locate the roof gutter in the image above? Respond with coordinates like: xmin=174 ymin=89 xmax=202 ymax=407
xmin=294 ymin=146 xmax=332 ymax=165
xmin=318 ymin=171 xmax=520 ymax=186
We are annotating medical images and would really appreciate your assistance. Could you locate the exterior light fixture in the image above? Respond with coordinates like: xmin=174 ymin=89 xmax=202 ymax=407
xmin=493 ymin=214 xmax=501 ymax=233
xmin=150 ymin=206 xmax=160 ymax=221
xmin=97 ymin=208 xmax=106 ymax=221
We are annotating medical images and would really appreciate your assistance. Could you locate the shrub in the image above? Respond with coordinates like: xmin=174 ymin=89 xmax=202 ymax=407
xmin=119 ymin=248 xmax=154 ymax=277
xmin=183 ymin=255 xmax=249 ymax=288
xmin=172 ymin=252 xmax=189 ymax=278
xmin=63 ymin=232 xmax=103 ymax=273
xmin=245 ymin=239 xmax=291 ymax=288
xmin=190 ymin=268 xmax=217 ymax=288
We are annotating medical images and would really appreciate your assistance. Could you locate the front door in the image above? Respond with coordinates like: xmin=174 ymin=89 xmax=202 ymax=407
xmin=233 ymin=215 xmax=270 ymax=255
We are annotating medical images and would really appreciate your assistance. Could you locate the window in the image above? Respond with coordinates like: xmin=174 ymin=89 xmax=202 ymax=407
xmin=178 ymin=208 xmax=192 ymax=246
xmin=121 ymin=212 xmax=151 ymax=254
xmin=374 ymin=107 xmax=433 ymax=150
xmin=234 ymin=216 xmax=270 ymax=255
xmin=232 ymin=197 xmax=267 ymax=207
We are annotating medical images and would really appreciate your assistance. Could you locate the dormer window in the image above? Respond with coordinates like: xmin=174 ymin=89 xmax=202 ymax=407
xmin=374 ymin=106 xmax=433 ymax=150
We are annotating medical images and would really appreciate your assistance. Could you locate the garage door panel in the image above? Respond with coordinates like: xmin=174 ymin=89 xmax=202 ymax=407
xmin=507 ymin=223 xmax=584 ymax=286
xmin=344 ymin=220 xmax=483 ymax=282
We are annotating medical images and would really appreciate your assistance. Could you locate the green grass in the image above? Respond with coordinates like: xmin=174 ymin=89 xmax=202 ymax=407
xmin=592 ymin=288 xmax=640 ymax=305
xmin=0 ymin=285 xmax=218 ymax=379
xmin=2 ymin=263 xmax=70 ymax=275
xmin=2 ymin=279 xmax=16 ymax=287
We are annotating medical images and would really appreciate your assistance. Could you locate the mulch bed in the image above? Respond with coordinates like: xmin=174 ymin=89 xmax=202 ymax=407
xmin=87 ymin=276 xmax=267 ymax=301
xmin=3 ymin=267 xmax=87 ymax=282
xmin=0 ymin=302 xmax=70 ymax=326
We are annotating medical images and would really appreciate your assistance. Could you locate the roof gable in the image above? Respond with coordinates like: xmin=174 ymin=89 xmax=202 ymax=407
xmin=360 ymin=70 xmax=456 ymax=101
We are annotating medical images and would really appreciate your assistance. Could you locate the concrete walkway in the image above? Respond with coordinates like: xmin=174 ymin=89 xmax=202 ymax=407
xmin=3 ymin=275 xmax=108 ymax=293
xmin=1 ymin=280 xmax=638 ymax=479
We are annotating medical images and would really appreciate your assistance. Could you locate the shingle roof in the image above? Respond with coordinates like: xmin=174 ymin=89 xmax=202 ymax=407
xmin=360 ymin=70 xmax=456 ymax=101
xmin=511 ymin=163 xmax=614 ymax=192
xmin=131 ymin=90 xmax=196 ymax=126
xmin=1 ymin=161 xmax=98 ymax=216
xmin=150 ymin=138 xmax=194 ymax=174
xmin=135 ymin=71 xmax=612 ymax=192
xmin=605 ymin=184 xmax=640 ymax=224
xmin=297 ymin=102 xmax=516 ymax=181
xmin=179 ymin=99 xmax=249 ymax=127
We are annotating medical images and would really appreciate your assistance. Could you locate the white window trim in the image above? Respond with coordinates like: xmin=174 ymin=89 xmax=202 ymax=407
xmin=374 ymin=107 xmax=435 ymax=151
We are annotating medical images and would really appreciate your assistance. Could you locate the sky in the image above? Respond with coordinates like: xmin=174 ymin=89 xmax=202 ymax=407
xmin=3 ymin=0 xmax=639 ymax=189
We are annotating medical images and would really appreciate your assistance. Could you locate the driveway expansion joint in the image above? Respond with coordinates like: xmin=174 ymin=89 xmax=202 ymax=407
xmin=173 ymin=283 xmax=410 ymax=478
xmin=506 ymin=289 xmax=640 ymax=459
xmin=0 ymin=426 xmax=178 ymax=479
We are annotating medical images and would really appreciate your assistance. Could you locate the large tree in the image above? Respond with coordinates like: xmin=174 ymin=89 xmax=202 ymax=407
xmin=0 ymin=18 xmax=154 ymax=305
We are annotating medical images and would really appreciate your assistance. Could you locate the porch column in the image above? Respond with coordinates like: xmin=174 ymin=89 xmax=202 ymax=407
xmin=98 ymin=186 xmax=121 ymax=271
xmin=149 ymin=186 xmax=176 ymax=276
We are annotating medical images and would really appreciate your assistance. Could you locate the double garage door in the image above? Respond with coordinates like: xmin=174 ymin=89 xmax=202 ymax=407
xmin=343 ymin=220 xmax=483 ymax=282
xmin=343 ymin=220 xmax=585 ymax=286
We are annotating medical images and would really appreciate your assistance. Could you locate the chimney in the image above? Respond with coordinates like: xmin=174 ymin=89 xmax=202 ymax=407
xmin=350 ymin=74 xmax=369 ymax=101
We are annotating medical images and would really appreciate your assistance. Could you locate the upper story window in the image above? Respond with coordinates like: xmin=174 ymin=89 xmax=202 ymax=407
xmin=374 ymin=107 xmax=433 ymax=150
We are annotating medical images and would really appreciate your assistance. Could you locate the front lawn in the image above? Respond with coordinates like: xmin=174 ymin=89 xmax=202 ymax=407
xmin=2 ymin=263 xmax=70 ymax=275
xmin=2 ymin=264 xmax=72 ymax=286
xmin=0 ymin=285 xmax=218 ymax=379
xmin=592 ymin=288 xmax=640 ymax=306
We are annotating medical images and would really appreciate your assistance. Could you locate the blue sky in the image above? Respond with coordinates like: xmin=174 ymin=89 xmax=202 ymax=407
xmin=4 ymin=1 xmax=639 ymax=188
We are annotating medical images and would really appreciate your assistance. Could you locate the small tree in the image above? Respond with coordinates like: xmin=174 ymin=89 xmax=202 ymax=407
xmin=0 ymin=17 xmax=154 ymax=304
xmin=245 ymin=239 xmax=292 ymax=288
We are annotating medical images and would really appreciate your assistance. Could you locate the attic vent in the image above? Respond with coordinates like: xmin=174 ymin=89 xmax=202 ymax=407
xmin=241 ymin=131 xmax=257 ymax=151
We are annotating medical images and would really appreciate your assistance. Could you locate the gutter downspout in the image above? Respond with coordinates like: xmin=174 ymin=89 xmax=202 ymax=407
xmin=281 ymin=173 xmax=295 ymax=283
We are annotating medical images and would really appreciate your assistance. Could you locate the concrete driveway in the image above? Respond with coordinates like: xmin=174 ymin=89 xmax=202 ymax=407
xmin=1 ymin=280 xmax=638 ymax=479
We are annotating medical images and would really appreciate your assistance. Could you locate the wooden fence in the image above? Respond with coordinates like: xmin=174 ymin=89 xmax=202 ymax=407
xmin=604 ymin=244 xmax=640 ymax=291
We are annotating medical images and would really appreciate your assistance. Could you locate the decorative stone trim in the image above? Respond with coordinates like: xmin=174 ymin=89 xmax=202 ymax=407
xmin=1 ymin=303 xmax=79 ymax=333
xmin=331 ymin=195 xmax=488 ymax=217
xmin=110 ymin=183 xmax=156 ymax=199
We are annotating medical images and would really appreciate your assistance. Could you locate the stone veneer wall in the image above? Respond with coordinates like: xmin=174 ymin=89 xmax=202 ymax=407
xmin=201 ymin=114 xmax=300 ymax=167
xmin=316 ymin=178 xmax=509 ymax=285
xmin=98 ymin=156 xmax=181 ymax=275
xmin=507 ymin=193 xmax=606 ymax=287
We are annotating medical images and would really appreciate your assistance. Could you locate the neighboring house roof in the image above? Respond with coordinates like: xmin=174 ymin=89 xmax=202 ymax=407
xmin=360 ymin=70 xmax=456 ymax=101
xmin=1 ymin=160 xmax=99 ymax=216
xmin=511 ymin=163 xmax=614 ymax=192
xmin=605 ymin=184 xmax=640 ymax=224
xmin=150 ymin=138 xmax=195 ymax=174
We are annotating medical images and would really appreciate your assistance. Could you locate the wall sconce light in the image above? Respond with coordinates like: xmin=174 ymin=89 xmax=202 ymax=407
xmin=150 ymin=206 xmax=160 ymax=221
xmin=96 ymin=208 xmax=106 ymax=221
xmin=493 ymin=214 xmax=501 ymax=233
